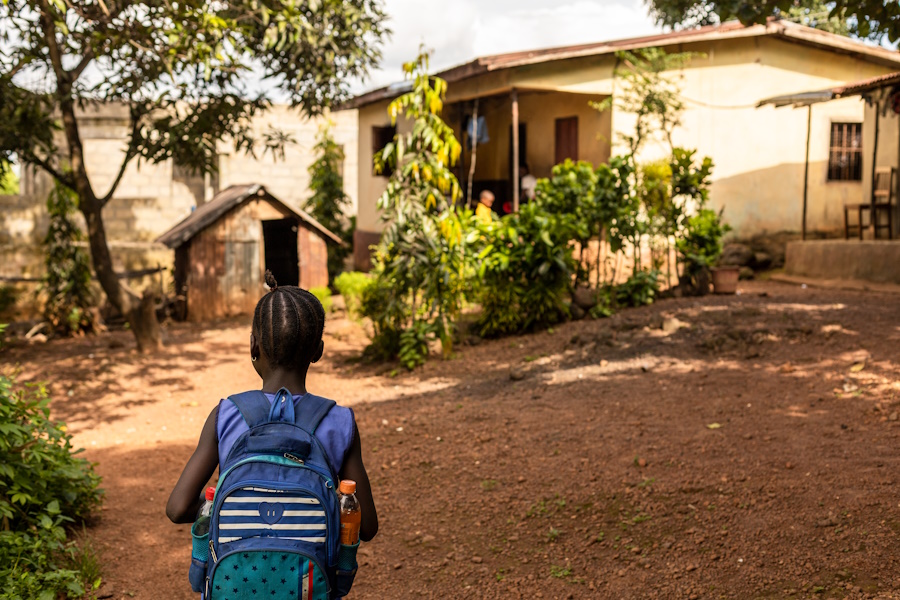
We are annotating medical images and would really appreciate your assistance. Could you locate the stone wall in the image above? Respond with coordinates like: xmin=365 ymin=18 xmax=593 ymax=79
xmin=0 ymin=102 xmax=359 ymax=319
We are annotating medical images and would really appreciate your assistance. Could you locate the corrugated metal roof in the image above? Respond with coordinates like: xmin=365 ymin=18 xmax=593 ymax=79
xmin=340 ymin=19 xmax=900 ymax=110
xmin=156 ymin=184 xmax=342 ymax=248
xmin=757 ymin=70 xmax=900 ymax=108
xmin=832 ymin=71 xmax=900 ymax=96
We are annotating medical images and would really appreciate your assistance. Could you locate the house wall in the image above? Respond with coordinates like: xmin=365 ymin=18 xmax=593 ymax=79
xmin=618 ymin=36 xmax=892 ymax=238
xmin=349 ymin=33 xmax=899 ymax=266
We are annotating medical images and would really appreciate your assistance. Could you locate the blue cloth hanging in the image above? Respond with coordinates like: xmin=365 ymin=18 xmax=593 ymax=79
xmin=465 ymin=115 xmax=489 ymax=149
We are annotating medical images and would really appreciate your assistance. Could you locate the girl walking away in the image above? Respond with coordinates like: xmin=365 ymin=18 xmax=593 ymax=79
xmin=167 ymin=271 xmax=377 ymax=599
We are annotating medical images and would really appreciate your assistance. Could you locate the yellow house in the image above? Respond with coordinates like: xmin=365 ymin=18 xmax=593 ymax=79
xmin=340 ymin=19 xmax=900 ymax=269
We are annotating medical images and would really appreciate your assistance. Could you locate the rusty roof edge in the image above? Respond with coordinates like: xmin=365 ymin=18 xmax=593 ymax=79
xmin=339 ymin=19 xmax=900 ymax=111
xmin=483 ymin=23 xmax=769 ymax=71
xmin=156 ymin=183 xmax=343 ymax=248
xmin=775 ymin=23 xmax=900 ymax=67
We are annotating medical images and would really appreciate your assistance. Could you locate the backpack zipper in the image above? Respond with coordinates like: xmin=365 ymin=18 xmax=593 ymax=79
xmin=284 ymin=452 xmax=305 ymax=464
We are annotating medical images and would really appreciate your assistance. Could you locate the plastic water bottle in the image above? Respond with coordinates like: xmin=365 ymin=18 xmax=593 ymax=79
xmin=338 ymin=480 xmax=361 ymax=545
xmin=194 ymin=487 xmax=216 ymax=536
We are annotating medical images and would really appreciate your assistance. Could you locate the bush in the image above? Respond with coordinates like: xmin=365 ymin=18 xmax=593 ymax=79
xmin=0 ymin=375 xmax=103 ymax=599
xmin=615 ymin=269 xmax=661 ymax=307
xmin=676 ymin=208 xmax=730 ymax=282
xmin=309 ymin=286 xmax=333 ymax=313
xmin=333 ymin=272 xmax=372 ymax=320
xmin=42 ymin=182 xmax=97 ymax=336
xmin=476 ymin=202 xmax=576 ymax=337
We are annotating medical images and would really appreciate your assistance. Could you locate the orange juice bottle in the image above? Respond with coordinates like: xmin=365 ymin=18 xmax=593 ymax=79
xmin=339 ymin=480 xmax=361 ymax=545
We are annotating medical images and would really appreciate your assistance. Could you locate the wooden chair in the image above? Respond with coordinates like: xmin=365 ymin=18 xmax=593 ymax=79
xmin=844 ymin=166 xmax=895 ymax=240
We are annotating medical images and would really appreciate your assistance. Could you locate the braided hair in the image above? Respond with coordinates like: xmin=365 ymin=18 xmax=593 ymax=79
xmin=253 ymin=270 xmax=325 ymax=368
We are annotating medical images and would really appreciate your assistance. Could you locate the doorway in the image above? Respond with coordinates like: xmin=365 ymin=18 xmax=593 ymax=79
xmin=555 ymin=116 xmax=578 ymax=164
xmin=262 ymin=219 xmax=299 ymax=287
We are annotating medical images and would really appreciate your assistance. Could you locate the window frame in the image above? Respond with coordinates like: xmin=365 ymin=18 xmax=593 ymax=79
xmin=827 ymin=121 xmax=863 ymax=182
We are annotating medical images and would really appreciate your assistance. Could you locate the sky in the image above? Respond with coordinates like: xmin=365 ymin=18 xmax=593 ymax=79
xmin=355 ymin=0 xmax=664 ymax=92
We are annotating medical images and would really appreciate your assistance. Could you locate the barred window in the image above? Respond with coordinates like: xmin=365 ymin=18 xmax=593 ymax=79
xmin=828 ymin=122 xmax=862 ymax=181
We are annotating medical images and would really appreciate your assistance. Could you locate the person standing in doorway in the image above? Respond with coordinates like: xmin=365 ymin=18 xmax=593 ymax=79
xmin=520 ymin=164 xmax=537 ymax=202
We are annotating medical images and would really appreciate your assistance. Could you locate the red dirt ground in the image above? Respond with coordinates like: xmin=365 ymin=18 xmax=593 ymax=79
xmin=4 ymin=280 xmax=900 ymax=600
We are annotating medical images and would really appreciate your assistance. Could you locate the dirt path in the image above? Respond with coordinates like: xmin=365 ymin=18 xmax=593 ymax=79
xmin=5 ymin=280 xmax=900 ymax=600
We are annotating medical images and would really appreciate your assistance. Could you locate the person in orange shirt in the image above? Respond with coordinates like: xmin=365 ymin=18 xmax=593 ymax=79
xmin=475 ymin=190 xmax=495 ymax=224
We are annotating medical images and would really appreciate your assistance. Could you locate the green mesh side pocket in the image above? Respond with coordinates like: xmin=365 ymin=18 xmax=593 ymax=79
xmin=191 ymin=521 xmax=209 ymax=561
xmin=335 ymin=542 xmax=359 ymax=597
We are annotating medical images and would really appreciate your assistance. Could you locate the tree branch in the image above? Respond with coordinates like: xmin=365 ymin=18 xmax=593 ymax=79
xmin=38 ymin=0 xmax=68 ymax=84
xmin=70 ymin=48 xmax=95 ymax=81
xmin=21 ymin=152 xmax=75 ymax=189
xmin=100 ymin=109 xmax=142 ymax=206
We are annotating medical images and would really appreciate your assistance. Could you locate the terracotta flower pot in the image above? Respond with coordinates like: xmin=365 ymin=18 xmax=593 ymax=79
xmin=711 ymin=266 xmax=740 ymax=295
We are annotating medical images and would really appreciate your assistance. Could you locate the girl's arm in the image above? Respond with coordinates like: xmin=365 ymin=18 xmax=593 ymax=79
xmin=166 ymin=406 xmax=220 ymax=524
xmin=340 ymin=422 xmax=378 ymax=542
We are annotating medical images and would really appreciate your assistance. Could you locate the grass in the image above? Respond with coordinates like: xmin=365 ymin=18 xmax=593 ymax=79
xmin=546 ymin=527 xmax=561 ymax=542
xmin=480 ymin=479 xmax=498 ymax=491
xmin=549 ymin=564 xmax=571 ymax=579
xmin=631 ymin=513 xmax=652 ymax=524
xmin=71 ymin=530 xmax=103 ymax=593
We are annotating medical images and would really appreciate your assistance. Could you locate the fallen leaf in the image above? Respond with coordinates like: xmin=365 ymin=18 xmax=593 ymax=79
xmin=706 ymin=423 xmax=722 ymax=430
xmin=850 ymin=362 xmax=866 ymax=372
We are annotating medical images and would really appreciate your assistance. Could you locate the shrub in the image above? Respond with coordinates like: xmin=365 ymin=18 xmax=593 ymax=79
xmin=333 ymin=272 xmax=372 ymax=320
xmin=676 ymin=208 xmax=730 ymax=281
xmin=309 ymin=286 xmax=333 ymax=313
xmin=0 ymin=374 xmax=103 ymax=599
xmin=476 ymin=202 xmax=576 ymax=337
xmin=615 ymin=269 xmax=661 ymax=307
xmin=42 ymin=182 xmax=97 ymax=336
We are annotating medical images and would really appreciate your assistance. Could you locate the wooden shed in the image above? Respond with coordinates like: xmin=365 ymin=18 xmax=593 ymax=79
xmin=157 ymin=184 xmax=341 ymax=322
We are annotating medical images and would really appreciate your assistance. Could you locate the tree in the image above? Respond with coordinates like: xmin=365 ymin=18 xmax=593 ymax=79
xmin=592 ymin=48 xmax=697 ymax=157
xmin=645 ymin=0 xmax=899 ymax=42
xmin=306 ymin=121 xmax=352 ymax=281
xmin=364 ymin=50 xmax=470 ymax=368
xmin=0 ymin=0 xmax=387 ymax=351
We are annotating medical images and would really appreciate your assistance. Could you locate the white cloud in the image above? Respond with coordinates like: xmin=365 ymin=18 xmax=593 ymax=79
xmin=356 ymin=0 xmax=662 ymax=91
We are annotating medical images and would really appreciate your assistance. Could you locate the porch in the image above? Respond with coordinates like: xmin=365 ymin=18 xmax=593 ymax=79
xmin=785 ymin=239 xmax=900 ymax=286
xmin=445 ymin=89 xmax=612 ymax=215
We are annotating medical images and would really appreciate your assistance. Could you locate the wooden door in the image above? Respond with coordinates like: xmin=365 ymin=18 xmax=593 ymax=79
xmin=555 ymin=117 xmax=578 ymax=164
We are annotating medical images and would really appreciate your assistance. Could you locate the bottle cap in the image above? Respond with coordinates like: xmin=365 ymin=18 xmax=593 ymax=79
xmin=205 ymin=487 xmax=216 ymax=501
xmin=339 ymin=480 xmax=357 ymax=495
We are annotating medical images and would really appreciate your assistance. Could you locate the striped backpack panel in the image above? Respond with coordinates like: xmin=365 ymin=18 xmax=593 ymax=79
xmin=217 ymin=486 xmax=327 ymax=545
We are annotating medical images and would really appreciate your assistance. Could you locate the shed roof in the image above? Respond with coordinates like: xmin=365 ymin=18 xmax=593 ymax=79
xmin=340 ymin=19 xmax=900 ymax=110
xmin=157 ymin=184 xmax=343 ymax=249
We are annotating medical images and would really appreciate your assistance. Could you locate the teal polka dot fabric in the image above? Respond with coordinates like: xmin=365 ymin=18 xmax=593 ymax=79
xmin=210 ymin=551 xmax=328 ymax=600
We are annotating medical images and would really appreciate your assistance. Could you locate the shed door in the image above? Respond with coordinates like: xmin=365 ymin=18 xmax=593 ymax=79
xmin=262 ymin=219 xmax=300 ymax=287
xmin=555 ymin=117 xmax=578 ymax=164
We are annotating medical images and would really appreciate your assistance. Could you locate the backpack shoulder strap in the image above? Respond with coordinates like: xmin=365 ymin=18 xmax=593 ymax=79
xmin=294 ymin=394 xmax=336 ymax=433
xmin=227 ymin=390 xmax=271 ymax=428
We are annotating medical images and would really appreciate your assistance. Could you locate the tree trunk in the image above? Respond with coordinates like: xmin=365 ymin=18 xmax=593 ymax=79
xmin=39 ymin=0 xmax=162 ymax=352
xmin=60 ymin=100 xmax=161 ymax=352
xmin=81 ymin=197 xmax=162 ymax=352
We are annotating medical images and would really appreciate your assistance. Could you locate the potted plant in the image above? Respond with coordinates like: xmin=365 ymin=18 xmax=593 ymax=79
xmin=676 ymin=207 xmax=732 ymax=296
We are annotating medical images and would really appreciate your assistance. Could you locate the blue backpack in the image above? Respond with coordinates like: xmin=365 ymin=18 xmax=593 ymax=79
xmin=189 ymin=388 xmax=358 ymax=599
